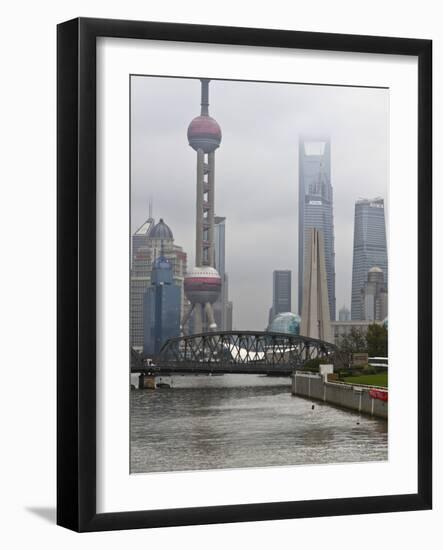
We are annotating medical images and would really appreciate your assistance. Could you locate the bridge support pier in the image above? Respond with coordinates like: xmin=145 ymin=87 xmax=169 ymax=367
xmin=138 ymin=374 xmax=157 ymax=390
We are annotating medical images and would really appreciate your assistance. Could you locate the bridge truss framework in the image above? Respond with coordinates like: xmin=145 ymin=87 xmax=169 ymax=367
xmin=133 ymin=331 xmax=341 ymax=375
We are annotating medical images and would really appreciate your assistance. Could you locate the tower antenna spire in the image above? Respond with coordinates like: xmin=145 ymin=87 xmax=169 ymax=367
xmin=200 ymin=78 xmax=210 ymax=116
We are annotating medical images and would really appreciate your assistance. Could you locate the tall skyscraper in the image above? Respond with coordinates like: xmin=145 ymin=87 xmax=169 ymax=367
xmin=360 ymin=266 xmax=388 ymax=322
xmin=298 ymin=137 xmax=336 ymax=320
xmin=143 ymin=253 xmax=181 ymax=356
xmin=338 ymin=305 xmax=351 ymax=321
xmin=300 ymin=228 xmax=333 ymax=343
xmin=269 ymin=270 xmax=291 ymax=323
xmin=351 ymin=198 xmax=388 ymax=320
xmin=131 ymin=201 xmax=154 ymax=267
xmin=130 ymin=217 xmax=186 ymax=350
xmin=182 ymin=79 xmax=222 ymax=334
xmin=214 ymin=216 xmax=226 ymax=277
xmin=213 ymin=216 xmax=233 ymax=330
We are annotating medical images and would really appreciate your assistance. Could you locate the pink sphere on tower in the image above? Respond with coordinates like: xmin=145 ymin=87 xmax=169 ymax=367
xmin=187 ymin=115 xmax=222 ymax=153
xmin=184 ymin=266 xmax=222 ymax=305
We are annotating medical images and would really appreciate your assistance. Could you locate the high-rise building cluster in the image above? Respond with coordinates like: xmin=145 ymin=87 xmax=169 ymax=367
xmin=131 ymin=80 xmax=388 ymax=356
xmin=131 ymin=79 xmax=233 ymax=356
xmin=130 ymin=216 xmax=186 ymax=351
xmin=268 ymin=138 xmax=388 ymax=344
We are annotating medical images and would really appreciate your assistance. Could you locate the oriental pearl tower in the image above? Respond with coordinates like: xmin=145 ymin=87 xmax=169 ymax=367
xmin=182 ymin=79 xmax=222 ymax=334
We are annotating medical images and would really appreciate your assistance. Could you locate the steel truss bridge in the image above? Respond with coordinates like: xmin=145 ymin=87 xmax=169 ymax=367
xmin=131 ymin=331 xmax=340 ymax=376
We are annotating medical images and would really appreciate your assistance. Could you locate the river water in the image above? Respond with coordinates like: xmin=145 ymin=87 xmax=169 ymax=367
xmin=130 ymin=374 xmax=388 ymax=474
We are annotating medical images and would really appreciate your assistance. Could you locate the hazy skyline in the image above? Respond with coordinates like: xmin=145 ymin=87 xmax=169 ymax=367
xmin=131 ymin=76 xmax=389 ymax=330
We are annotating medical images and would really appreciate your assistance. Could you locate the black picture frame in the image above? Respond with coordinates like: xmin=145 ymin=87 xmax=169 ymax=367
xmin=57 ymin=17 xmax=432 ymax=532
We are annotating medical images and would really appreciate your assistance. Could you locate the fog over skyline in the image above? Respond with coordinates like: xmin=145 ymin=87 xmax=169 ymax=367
xmin=131 ymin=76 xmax=388 ymax=330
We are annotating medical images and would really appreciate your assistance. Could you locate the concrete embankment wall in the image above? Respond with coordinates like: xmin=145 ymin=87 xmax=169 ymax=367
xmin=292 ymin=373 xmax=387 ymax=419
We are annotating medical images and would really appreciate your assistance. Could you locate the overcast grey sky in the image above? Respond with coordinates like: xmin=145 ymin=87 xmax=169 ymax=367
xmin=131 ymin=76 xmax=388 ymax=330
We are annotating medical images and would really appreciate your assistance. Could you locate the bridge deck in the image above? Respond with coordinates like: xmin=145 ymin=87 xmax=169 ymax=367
xmin=131 ymin=363 xmax=296 ymax=376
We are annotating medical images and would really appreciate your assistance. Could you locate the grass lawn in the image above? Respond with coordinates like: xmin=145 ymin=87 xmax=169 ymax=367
xmin=341 ymin=372 xmax=388 ymax=388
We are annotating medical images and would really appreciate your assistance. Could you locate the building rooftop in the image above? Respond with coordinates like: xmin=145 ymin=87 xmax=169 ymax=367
xmin=149 ymin=219 xmax=173 ymax=240
xmin=356 ymin=197 xmax=384 ymax=206
xmin=134 ymin=218 xmax=154 ymax=236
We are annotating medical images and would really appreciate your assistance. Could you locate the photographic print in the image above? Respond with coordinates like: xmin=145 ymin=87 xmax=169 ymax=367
xmin=129 ymin=75 xmax=389 ymax=474
xmin=57 ymin=18 xmax=432 ymax=531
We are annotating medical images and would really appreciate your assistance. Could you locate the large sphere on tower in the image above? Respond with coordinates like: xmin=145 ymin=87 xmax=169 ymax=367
xmin=184 ymin=266 xmax=222 ymax=304
xmin=187 ymin=115 xmax=222 ymax=153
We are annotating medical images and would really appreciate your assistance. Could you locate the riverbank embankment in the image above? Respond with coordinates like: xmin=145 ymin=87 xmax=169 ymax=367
xmin=292 ymin=371 xmax=388 ymax=419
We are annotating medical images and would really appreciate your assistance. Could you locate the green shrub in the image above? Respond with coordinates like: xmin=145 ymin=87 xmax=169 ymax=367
xmin=351 ymin=364 xmax=367 ymax=372
xmin=338 ymin=370 xmax=352 ymax=378
xmin=303 ymin=358 xmax=321 ymax=372
xmin=362 ymin=366 xmax=377 ymax=375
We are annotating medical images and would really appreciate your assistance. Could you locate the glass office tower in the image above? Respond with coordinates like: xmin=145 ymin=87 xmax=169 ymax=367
xmin=143 ymin=254 xmax=181 ymax=356
xmin=213 ymin=216 xmax=233 ymax=330
xmin=269 ymin=270 xmax=292 ymax=323
xmin=298 ymin=137 xmax=336 ymax=320
xmin=351 ymin=198 xmax=388 ymax=320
